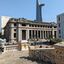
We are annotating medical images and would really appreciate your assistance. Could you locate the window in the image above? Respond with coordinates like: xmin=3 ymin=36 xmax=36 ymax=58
xmin=38 ymin=25 xmax=39 ymax=27
xmin=22 ymin=24 xmax=26 ymax=26
xmin=59 ymin=36 xmax=61 ymax=38
xmin=48 ymin=26 xmax=49 ymax=28
xmin=58 ymin=24 xmax=60 ymax=27
xmin=32 ymin=25 xmax=34 ymax=27
xmin=59 ymin=30 xmax=61 ymax=34
xmin=41 ymin=25 xmax=42 ymax=27
xmin=29 ymin=25 xmax=31 ymax=27
xmin=58 ymin=17 xmax=60 ymax=21
xmin=14 ymin=33 xmax=16 ymax=38
xmin=43 ymin=26 xmax=44 ymax=28
xmin=14 ymin=29 xmax=16 ymax=31
xmin=54 ymin=26 xmax=57 ymax=28
xmin=35 ymin=25 xmax=37 ymax=27
xmin=14 ymin=19 xmax=18 ymax=21
xmin=14 ymin=23 xmax=16 ymax=26
xmin=50 ymin=26 xmax=52 ymax=28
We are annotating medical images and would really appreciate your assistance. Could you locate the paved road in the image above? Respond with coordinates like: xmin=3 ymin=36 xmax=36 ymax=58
xmin=0 ymin=50 xmax=39 ymax=64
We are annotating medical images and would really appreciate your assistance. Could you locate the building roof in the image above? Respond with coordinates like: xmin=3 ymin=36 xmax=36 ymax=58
xmin=8 ymin=18 xmax=57 ymax=26
xmin=4 ymin=18 xmax=57 ymax=29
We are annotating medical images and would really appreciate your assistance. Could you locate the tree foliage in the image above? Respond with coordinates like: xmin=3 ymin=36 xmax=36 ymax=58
xmin=49 ymin=38 xmax=62 ymax=45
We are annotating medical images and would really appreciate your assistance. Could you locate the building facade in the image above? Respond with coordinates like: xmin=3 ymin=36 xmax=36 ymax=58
xmin=4 ymin=18 xmax=57 ymax=43
xmin=57 ymin=13 xmax=64 ymax=39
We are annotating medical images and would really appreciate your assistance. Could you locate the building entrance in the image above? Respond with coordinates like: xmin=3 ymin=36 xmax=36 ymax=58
xmin=22 ymin=30 xmax=26 ymax=40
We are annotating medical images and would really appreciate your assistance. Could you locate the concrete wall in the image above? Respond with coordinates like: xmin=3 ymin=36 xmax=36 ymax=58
xmin=57 ymin=13 xmax=64 ymax=39
xmin=29 ymin=45 xmax=64 ymax=64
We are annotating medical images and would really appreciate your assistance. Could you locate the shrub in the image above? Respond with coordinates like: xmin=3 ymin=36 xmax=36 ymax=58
xmin=49 ymin=38 xmax=62 ymax=45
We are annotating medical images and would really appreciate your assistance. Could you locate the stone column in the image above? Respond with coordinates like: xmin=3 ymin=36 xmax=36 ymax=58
xmin=48 ymin=31 xmax=50 ymax=38
xmin=26 ymin=29 xmax=29 ymax=40
xmin=42 ymin=31 xmax=44 ymax=39
xmin=31 ymin=30 xmax=33 ymax=39
xmin=10 ymin=23 xmax=14 ymax=43
xmin=18 ymin=24 xmax=22 ymax=42
xmin=26 ymin=24 xmax=29 ymax=40
xmin=56 ymin=31 xmax=57 ymax=38
xmin=34 ymin=30 xmax=36 ymax=39
xmin=41 ymin=31 xmax=43 ymax=39
xmin=46 ymin=31 xmax=47 ymax=39
xmin=45 ymin=31 xmax=46 ymax=39
xmin=43 ymin=31 xmax=45 ymax=39
xmin=52 ymin=27 xmax=55 ymax=38
xmin=36 ymin=30 xmax=37 ymax=38
xmin=37 ymin=30 xmax=39 ymax=39
xmin=40 ymin=31 xmax=41 ymax=39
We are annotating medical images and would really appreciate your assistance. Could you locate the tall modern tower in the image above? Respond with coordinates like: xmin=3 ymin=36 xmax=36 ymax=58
xmin=36 ymin=0 xmax=45 ymax=22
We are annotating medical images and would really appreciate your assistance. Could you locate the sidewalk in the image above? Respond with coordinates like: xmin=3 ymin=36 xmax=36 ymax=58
xmin=0 ymin=50 xmax=38 ymax=64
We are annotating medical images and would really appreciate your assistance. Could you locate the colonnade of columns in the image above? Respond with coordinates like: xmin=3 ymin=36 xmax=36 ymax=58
xmin=17 ymin=29 xmax=56 ymax=42
xmin=29 ymin=30 xmax=56 ymax=39
xmin=17 ymin=24 xmax=57 ymax=42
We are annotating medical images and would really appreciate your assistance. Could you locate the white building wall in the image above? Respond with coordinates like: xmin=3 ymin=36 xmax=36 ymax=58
xmin=57 ymin=13 xmax=64 ymax=39
xmin=0 ymin=16 xmax=11 ymax=35
xmin=18 ymin=24 xmax=22 ymax=42
xmin=0 ymin=17 xmax=1 ymax=32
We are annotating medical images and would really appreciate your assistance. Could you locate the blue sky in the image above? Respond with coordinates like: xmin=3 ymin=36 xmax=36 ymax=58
xmin=0 ymin=0 xmax=64 ymax=22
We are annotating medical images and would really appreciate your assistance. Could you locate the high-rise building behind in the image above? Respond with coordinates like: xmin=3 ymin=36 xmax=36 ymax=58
xmin=36 ymin=0 xmax=45 ymax=22
xmin=57 ymin=13 xmax=64 ymax=39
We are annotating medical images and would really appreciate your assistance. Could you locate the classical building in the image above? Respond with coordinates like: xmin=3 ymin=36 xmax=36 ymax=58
xmin=57 ymin=13 xmax=64 ymax=39
xmin=4 ymin=18 xmax=57 ymax=43
xmin=4 ymin=0 xmax=57 ymax=43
